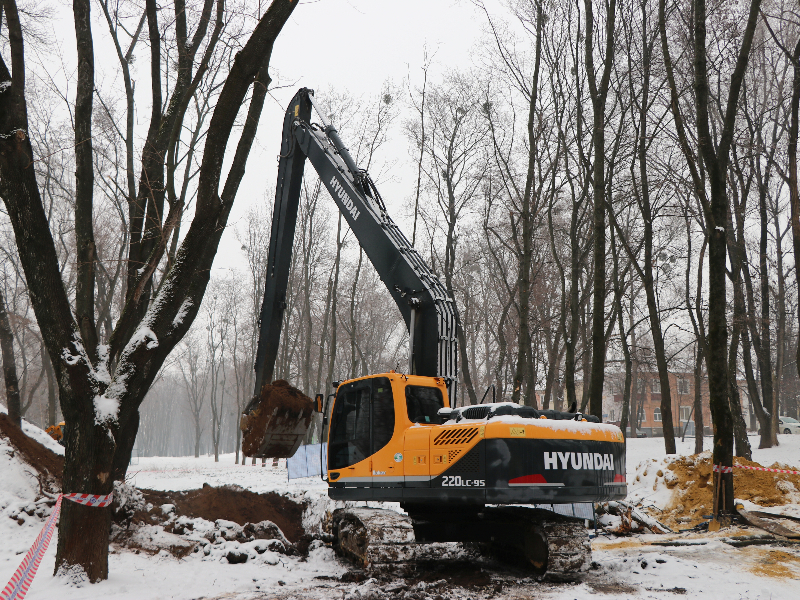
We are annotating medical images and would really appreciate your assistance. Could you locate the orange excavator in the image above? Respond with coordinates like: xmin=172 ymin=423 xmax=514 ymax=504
xmin=45 ymin=421 xmax=65 ymax=445
xmin=242 ymin=89 xmax=627 ymax=576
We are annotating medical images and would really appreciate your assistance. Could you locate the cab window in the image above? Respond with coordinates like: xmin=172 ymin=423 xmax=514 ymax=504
xmin=328 ymin=377 xmax=396 ymax=470
xmin=406 ymin=385 xmax=444 ymax=424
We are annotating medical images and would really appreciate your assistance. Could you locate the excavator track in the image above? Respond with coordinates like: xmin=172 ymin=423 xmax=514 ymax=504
xmin=327 ymin=506 xmax=591 ymax=578
xmin=327 ymin=508 xmax=477 ymax=572
xmin=518 ymin=515 xmax=592 ymax=575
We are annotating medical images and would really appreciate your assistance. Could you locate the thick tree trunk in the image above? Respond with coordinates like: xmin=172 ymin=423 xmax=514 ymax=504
xmin=55 ymin=412 xmax=116 ymax=581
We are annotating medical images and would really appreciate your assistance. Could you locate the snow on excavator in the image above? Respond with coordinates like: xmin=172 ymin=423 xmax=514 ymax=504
xmin=241 ymin=88 xmax=627 ymax=576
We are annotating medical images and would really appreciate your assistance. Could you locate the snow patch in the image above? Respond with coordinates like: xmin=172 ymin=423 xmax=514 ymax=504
xmin=130 ymin=326 xmax=159 ymax=350
xmin=94 ymin=394 xmax=120 ymax=425
xmin=0 ymin=80 xmax=11 ymax=92
xmin=94 ymin=344 xmax=111 ymax=385
xmin=172 ymin=298 xmax=193 ymax=328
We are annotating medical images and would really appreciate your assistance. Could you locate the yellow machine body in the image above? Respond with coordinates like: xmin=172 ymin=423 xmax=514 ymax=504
xmin=325 ymin=372 xmax=626 ymax=505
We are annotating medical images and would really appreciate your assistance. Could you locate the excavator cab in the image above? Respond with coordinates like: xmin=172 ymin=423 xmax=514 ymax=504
xmin=325 ymin=373 xmax=451 ymax=491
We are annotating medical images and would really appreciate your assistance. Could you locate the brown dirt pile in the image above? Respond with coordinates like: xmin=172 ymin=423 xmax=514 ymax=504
xmin=241 ymin=379 xmax=314 ymax=457
xmin=655 ymin=455 xmax=800 ymax=528
xmin=139 ymin=485 xmax=305 ymax=542
xmin=749 ymin=549 xmax=800 ymax=579
xmin=0 ymin=413 xmax=63 ymax=485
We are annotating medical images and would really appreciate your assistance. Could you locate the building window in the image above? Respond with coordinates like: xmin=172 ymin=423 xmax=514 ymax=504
xmin=652 ymin=379 xmax=661 ymax=394
xmin=653 ymin=407 xmax=662 ymax=422
xmin=680 ymin=406 xmax=692 ymax=422
xmin=677 ymin=378 xmax=690 ymax=394
xmin=609 ymin=410 xmax=615 ymax=421
xmin=636 ymin=378 xmax=646 ymax=393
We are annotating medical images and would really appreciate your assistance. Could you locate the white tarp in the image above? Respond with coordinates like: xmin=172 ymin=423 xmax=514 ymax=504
xmin=287 ymin=443 xmax=327 ymax=480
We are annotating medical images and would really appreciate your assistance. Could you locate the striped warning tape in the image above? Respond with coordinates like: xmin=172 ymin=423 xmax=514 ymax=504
xmin=61 ymin=493 xmax=113 ymax=507
xmin=1 ymin=493 xmax=112 ymax=600
xmin=734 ymin=464 xmax=800 ymax=475
xmin=713 ymin=463 xmax=800 ymax=475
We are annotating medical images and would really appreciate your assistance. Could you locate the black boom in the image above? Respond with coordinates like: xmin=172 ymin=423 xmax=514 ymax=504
xmin=253 ymin=88 xmax=459 ymax=398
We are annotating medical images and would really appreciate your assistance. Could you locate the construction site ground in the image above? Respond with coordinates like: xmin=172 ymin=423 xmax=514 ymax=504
xmin=2 ymin=409 xmax=800 ymax=599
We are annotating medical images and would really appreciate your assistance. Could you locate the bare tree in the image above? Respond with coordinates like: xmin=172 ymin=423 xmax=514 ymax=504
xmin=0 ymin=0 xmax=299 ymax=580
xmin=178 ymin=336 xmax=208 ymax=458
xmin=659 ymin=0 xmax=764 ymax=512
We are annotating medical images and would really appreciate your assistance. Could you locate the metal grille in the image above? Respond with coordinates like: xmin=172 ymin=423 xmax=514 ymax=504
xmin=433 ymin=427 xmax=479 ymax=446
xmin=448 ymin=449 xmax=462 ymax=463
xmin=449 ymin=449 xmax=480 ymax=473
xmin=461 ymin=406 xmax=490 ymax=420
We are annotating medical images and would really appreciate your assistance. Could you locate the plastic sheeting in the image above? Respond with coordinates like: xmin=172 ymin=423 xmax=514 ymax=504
xmin=536 ymin=502 xmax=595 ymax=520
xmin=287 ymin=443 xmax=327 ymax=480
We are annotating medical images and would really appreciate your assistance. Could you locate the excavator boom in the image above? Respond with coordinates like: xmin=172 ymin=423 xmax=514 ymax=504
xmin=245 ymin=88 xmax=459 ymax=458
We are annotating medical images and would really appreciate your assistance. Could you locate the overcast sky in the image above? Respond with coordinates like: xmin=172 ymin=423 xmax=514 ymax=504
xmin=15 ymin=0 xmax=497 ymax=275
xmin=215 ymin=0 xmax=491 ymax=272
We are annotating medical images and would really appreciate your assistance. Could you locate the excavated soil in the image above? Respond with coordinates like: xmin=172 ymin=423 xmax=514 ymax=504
xmin=411 ymin=563 xmax=494 ymax=589
xmin=0 ymin=414 xmax=63 ymax=485
xmin=654 ymin=455 xmax=800 ymax=528
xmin=241 ymin=380 xmax=314 ymax=457
xmin=748 ymin=548 xmax=800 ymax=579
xmin=139 ymin=485 xmax=305 ymax=543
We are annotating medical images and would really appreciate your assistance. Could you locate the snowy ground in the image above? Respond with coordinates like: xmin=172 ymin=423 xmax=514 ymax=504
xmin=3 ymin=422 xmax=800 ymax=599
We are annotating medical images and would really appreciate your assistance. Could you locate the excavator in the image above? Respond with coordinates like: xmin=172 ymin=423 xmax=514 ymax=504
xmin=242 ymin=88 xmax=627 ymax=576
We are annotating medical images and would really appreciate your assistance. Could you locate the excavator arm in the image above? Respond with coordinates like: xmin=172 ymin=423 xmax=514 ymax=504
xmin=254 ymin=88 xmax=459 ymax=398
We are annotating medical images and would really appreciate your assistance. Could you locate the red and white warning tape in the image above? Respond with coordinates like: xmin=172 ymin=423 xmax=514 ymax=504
xmin=61 ymin=493 xmax=113 ymax=507
xmin=1 ymin=493 xmax=112 ymax=600
xmin=734 ymin=464 xmax=800 ymax=476
xmin=713 ymin=463 xmax=800 ymax=475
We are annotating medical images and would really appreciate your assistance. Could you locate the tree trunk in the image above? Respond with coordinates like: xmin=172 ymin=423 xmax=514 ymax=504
xmin=693 ymin=345 xmax=704 ymax=454
xmin=787 ymin=40 xmax=800 ymax=382
xmin=611 ymin=224 xmax=631 ymax=441
xmin=0 ymin=287 xmax=22 ymax=427
xmin=326 ymin=216 xmax=344 ymax=393
xmin=635 ymin=18 xmax=675 ymax=452
xmin=45 ymin=346 xmax=58 ymax=427
xmin=584 ymin=0 xmax=616 ymax=419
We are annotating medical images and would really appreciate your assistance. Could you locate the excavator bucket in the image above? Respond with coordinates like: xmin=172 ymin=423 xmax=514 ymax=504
xmin=240 ymin=380 xmax=315 ymax=459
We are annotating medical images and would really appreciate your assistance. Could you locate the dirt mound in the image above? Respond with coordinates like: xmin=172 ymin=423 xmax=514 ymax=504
xmin=654 ymin=454 xmax=800 ymax=528
xmin=240 ymin=379 xmax=314 ymax=457
xmin=0 ymin=413 xmax=63 ymax=485
xmin=140 ymin=485 xmax=305 ymax=542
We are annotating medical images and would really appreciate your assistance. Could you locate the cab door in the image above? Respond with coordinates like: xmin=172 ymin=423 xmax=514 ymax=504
xmin=369 ymin=377 xmax=401 ymax=490
xmin=327 ymin=381 xmax=372 ymax=491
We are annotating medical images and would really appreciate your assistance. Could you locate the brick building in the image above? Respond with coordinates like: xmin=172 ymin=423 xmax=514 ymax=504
xmin=607 ymin=372 xmax=713 ymax=437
